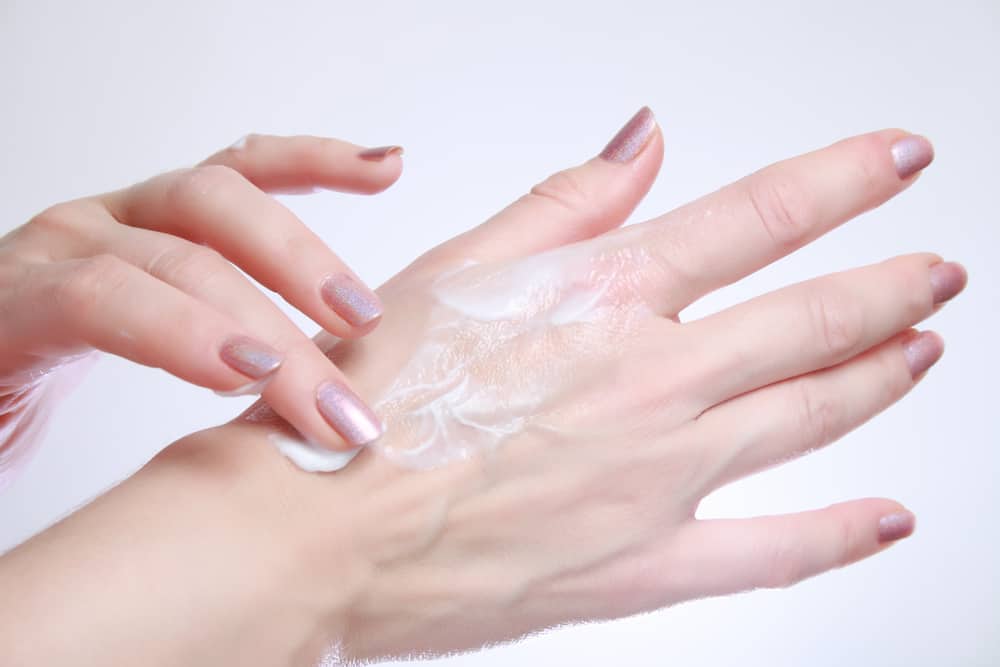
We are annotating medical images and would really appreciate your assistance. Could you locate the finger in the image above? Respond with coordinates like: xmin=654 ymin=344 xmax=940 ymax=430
xmin=2 ymin=257 xmax=283 ymax=391
xmin=688 ymin=329 xmax=943 ymax=495
xmin=94 ymin=225 xmax=382 ymax=452
xmin=670 ymin=499 xmax=915 ymax=597
xmin=103 ymin=165 xmax=382 ymax=337
xmin=679 ymin=254 xmax=966 ymax=410
xmin=199 ymin=133 xmax=403 ymax=195
xmin=622 ymin=129 xmax=934 ymax=315
xmin=437 ymin=106 xmax=664 ymax=264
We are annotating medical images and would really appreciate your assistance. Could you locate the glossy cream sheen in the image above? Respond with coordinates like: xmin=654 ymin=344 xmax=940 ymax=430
xmin=271 ymin=238 xmax=657 ymax=472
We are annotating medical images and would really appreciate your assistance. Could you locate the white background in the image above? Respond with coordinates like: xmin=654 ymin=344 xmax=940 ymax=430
xmin=1 ymin=1 xmax=997 ymax=664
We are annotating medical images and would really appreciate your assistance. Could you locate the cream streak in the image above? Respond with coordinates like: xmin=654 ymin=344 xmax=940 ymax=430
xmin=270 ymin=235 xmax=658 ymax=472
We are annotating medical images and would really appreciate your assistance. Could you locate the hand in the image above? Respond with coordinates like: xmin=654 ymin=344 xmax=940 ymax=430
xmin=0 ymin=108 xmax=968 ymax=666
xmin=0 ymin=136 xmax=400 ymax=487
xmin=237 ymin=107 xmax=966 ymax=659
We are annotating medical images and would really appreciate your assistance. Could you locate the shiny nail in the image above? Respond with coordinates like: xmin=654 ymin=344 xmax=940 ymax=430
xmin=929 ymin=261 xmax=967 ymax=304
xmin=878 ymin=510 xmax=916 ymax=543
xmin=890 ymin=135 xmax=934 ymax=179
xmin=320 ymin=274 xmax=383 ymax=327
xmin=902 ymin=331 xmax=944 ymax=379
xmin=599 ymin=106 xmax=656 ymax=163
xmin=219 ymin=335 xmax=282 ymax=379
xmin=358 ymin=145 xmax=404 ymax=161
xmin=316 ymin=380 xmax=383 ymax=447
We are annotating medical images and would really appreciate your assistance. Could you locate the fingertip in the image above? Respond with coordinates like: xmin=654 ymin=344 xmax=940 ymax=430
xmin=315 ymin=379 xmax=384 ymax=450
xmin=318 ymin=273 xmax=384 ymax=332
xmin=878 ymin=508 xmax=916 ymax=544
xmin=352 ymin=151 xmax=404 ymax=195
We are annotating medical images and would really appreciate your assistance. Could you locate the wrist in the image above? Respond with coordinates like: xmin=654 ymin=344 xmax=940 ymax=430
xmin=156 ymin=423 xmax=372 ymax=664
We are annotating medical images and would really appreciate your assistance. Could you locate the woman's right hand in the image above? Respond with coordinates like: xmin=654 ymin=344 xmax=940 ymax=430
xmin=0 ymin=135 xmax=401 ymax=486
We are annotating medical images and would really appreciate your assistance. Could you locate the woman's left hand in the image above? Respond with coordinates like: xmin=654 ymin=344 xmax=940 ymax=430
xmin=0 ymin=135 xmax=402 ymax=486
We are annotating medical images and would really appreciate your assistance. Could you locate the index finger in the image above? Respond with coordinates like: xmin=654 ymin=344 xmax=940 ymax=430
xmin=619 ymin=129 xmax=934 ymax=315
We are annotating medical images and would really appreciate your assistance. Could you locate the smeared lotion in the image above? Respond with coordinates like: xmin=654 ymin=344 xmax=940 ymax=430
xmin=269 ymin=236 xmax=657 ymax=472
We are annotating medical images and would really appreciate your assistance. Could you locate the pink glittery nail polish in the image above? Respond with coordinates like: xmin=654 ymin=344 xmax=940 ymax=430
xmin=878 ymin=510 xmax=916 ymax=543
xmin=316 ymin=380 xmax=383 ymax=447
xmin=219 ymin=335 xmax=282 ymax=379
xmin=599 ymin=106 xmax=657 ymax=163
xmin=320 ymin=274 xmax=383 ymax=327
xmin=902 ymin=331 xmax=944 ymax=379
xmin=890 ymin=135 xmax=934 ymax=179
xmin=358 ymin=145 xmax=404 ymax=161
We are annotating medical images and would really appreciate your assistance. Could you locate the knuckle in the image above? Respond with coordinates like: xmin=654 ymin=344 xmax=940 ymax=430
xmin=54 ymin=254 xmax=128 ymax=320
xmin=851 ymin=133 xmax=885 ymax=191
xmin=165 ymin=164 xmax=241 ymax=213
xmin=529 ymin=169 xmax=593 ymax=215
xmin=806 ymin=283 xmax=865 ymax=358
xmin=28 ymin=202 xmax=80 ymax=235
xmin=792 ymin=378 xmax=843 ymax=453
xmin=146 ymin=242 xmax=227 ymax=286
xmin=830 ymin=512 xmax=859 ymax=568
xmin=745 ymin=174 xmax=816 ymax=251
xmin=762 ymin=534 xmax=810 ymax=589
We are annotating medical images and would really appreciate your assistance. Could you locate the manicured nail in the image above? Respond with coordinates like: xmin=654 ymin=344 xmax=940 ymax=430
xmin=878 ymin=510 xmax=916 ymax=543
xmin=890 ymin=135 xmax=934 ymax=179
xmin=316 ymin=380 xmax=383 ymax=447
xmin=902 ymin=331 xmax=944 ymax=379
xmin=320 ymin=274 xmax=383 ymax=327
xmin=929 ymin=261 xmax=967 ymax=304
xmin=599 ymin=106 xmax=656 ymax=163
xmin=219 ymin=335 xmax=282 ymax=379
xmin=358 ymin=145 xmax=404 ymax=161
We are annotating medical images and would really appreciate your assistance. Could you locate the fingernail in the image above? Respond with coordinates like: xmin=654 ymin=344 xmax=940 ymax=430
xmin=316 ymin=380 xmax=383 ymax=447
xmin=902 ymin=331 xmax=944 ymax=379
xmin=219 ymin=335 xmax=283 ymax=379
xmin=358 ymin=145 xmax=404 ymax=161
xmin=878 ymin=510 xmax=916 ymax=543
xmin=890 ymin=135 xmax=934 ymax=179
xmin=929 ymin=261 xmax=967 ymax=304
xmin=320 ymin=274 xmax=383 ymax=327
xmin=599 ymin=106 xmax=657 ymax=163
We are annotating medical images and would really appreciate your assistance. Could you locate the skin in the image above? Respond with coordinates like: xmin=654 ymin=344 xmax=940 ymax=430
xmin=0 ymin=135 xmax=401 ymax=486
xmin=0 ymin=113 xmax=968 ymax=665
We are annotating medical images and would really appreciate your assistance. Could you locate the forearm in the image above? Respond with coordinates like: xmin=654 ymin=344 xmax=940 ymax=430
xmin=0 ymin=425 xmax=362 ymax=666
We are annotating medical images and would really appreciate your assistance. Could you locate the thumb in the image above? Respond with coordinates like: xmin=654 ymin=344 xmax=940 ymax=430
xmin=439 ymin=106 xmax=665 ymax=265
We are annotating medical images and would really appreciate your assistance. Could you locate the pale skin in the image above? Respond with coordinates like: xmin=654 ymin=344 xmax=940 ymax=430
xmin=0 ymin=136 xmax=403 ymax=485
xmin=0 ymin=109 xmax=968 ymax=665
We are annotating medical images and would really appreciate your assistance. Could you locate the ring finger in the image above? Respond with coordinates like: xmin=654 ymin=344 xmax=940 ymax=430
xmin=685 ymin=328 xmax=944 ymax=495
xmin=677 ymin=253 xmax=966 ymax=412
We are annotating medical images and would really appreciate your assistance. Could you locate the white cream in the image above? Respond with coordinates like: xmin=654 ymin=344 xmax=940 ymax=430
xmin=267 ymin=432 xmax=361 ymax=472
xmin=371 ymin=238 xmax=656 ymax=470
xmin=269 ymin=235 xmax=659 ymax=473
